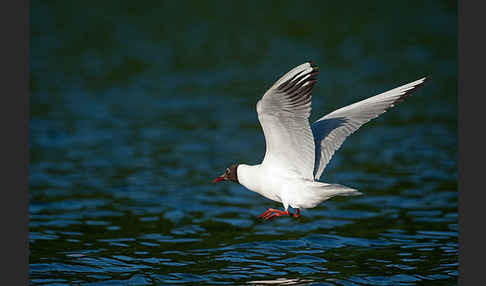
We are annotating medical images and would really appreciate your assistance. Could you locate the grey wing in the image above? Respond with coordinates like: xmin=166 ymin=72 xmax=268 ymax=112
xmin=312 ymin=77 xmax=427 ymax=180
xmin=257 ymin=62 xmax=319 ymax=179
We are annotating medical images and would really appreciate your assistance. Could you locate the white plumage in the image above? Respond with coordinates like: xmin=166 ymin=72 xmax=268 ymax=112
xmin=213 ymin=62 xmax=426 ymax=220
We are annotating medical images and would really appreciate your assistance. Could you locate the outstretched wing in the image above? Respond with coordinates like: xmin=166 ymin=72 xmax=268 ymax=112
xmin=257 ymin=62 xmax=319 ymax=179
xmin=312 ymin=77 xmax=427 ymax=180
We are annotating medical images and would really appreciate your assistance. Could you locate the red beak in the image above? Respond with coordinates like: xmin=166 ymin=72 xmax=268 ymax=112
xmin=212 ymin=176 xmax=225 ymax=183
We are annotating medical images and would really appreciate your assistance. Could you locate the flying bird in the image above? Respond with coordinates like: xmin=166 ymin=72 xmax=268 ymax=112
xmin=213 ymin=62 xmax=426 ymax=220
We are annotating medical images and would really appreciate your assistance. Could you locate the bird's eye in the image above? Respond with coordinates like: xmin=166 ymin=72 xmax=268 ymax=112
xmin=225 ymin=168 xmax=230 ymax=175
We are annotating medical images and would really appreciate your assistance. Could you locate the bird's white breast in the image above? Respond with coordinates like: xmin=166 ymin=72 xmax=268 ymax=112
xmin=237 ymin=164 xmax=284 ymax=203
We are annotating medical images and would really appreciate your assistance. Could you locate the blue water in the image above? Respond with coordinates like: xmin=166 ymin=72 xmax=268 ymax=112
xmin=30 ymin=1 xmax=457 ymax=285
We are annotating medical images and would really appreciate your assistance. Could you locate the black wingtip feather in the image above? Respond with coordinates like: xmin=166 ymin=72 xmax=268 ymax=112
xmin=277 ymin=70 xmax=306 ymax=91
xmin=307 ymin=61 xmax=319 ymax=69
xmin=282 ymin=70 xmax=316 ymax=93
xmin=394 ymin=77 xmax=428 ymax=104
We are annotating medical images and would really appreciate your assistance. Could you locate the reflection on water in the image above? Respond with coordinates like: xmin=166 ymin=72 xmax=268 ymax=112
xmin=249 ymin=278 xmax=312 ymax=285
xmin=30 ymin=1 xmax=456 ymax=285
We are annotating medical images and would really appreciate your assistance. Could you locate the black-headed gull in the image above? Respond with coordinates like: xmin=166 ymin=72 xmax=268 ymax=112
xmin=213 ymin=62 xmax=426 ymax=220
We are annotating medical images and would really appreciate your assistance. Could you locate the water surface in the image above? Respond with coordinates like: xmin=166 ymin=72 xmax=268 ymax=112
xmin=30 ymin=1 xmax=457 ymax=285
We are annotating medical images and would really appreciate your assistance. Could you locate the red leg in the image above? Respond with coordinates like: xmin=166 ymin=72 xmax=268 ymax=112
xmin=257 ymin=208 xmax=301 ymax=220
xmin=257 ymin=208 xmax=286 ymax=219
xmin=291 ymin=208 xmax=300 ymax=218
xmin=263 ymin=209 xmax=289 ymax=220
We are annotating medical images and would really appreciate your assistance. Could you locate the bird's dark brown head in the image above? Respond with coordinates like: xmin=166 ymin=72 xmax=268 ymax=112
xmin=212 ymin=164 xmax=239 ymax=184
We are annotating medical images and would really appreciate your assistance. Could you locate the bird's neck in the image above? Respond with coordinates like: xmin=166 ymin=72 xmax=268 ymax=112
xmin=236 ymin=164 xmax=263 ymax=194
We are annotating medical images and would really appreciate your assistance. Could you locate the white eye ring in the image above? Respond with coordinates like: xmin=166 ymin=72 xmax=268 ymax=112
xmin=226 ymin=168 xmax=230 ymax=175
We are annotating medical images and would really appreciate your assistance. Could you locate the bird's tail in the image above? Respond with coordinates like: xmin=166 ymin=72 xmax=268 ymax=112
xmin=316 ymin=183 xmax=362 ymax=199
xmin=294 ymin=181 xmax=362 ymax=209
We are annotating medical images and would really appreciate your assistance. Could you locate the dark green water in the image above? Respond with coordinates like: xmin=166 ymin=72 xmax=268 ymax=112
xmin=30 ymin=1 xmax=457 ymax=285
